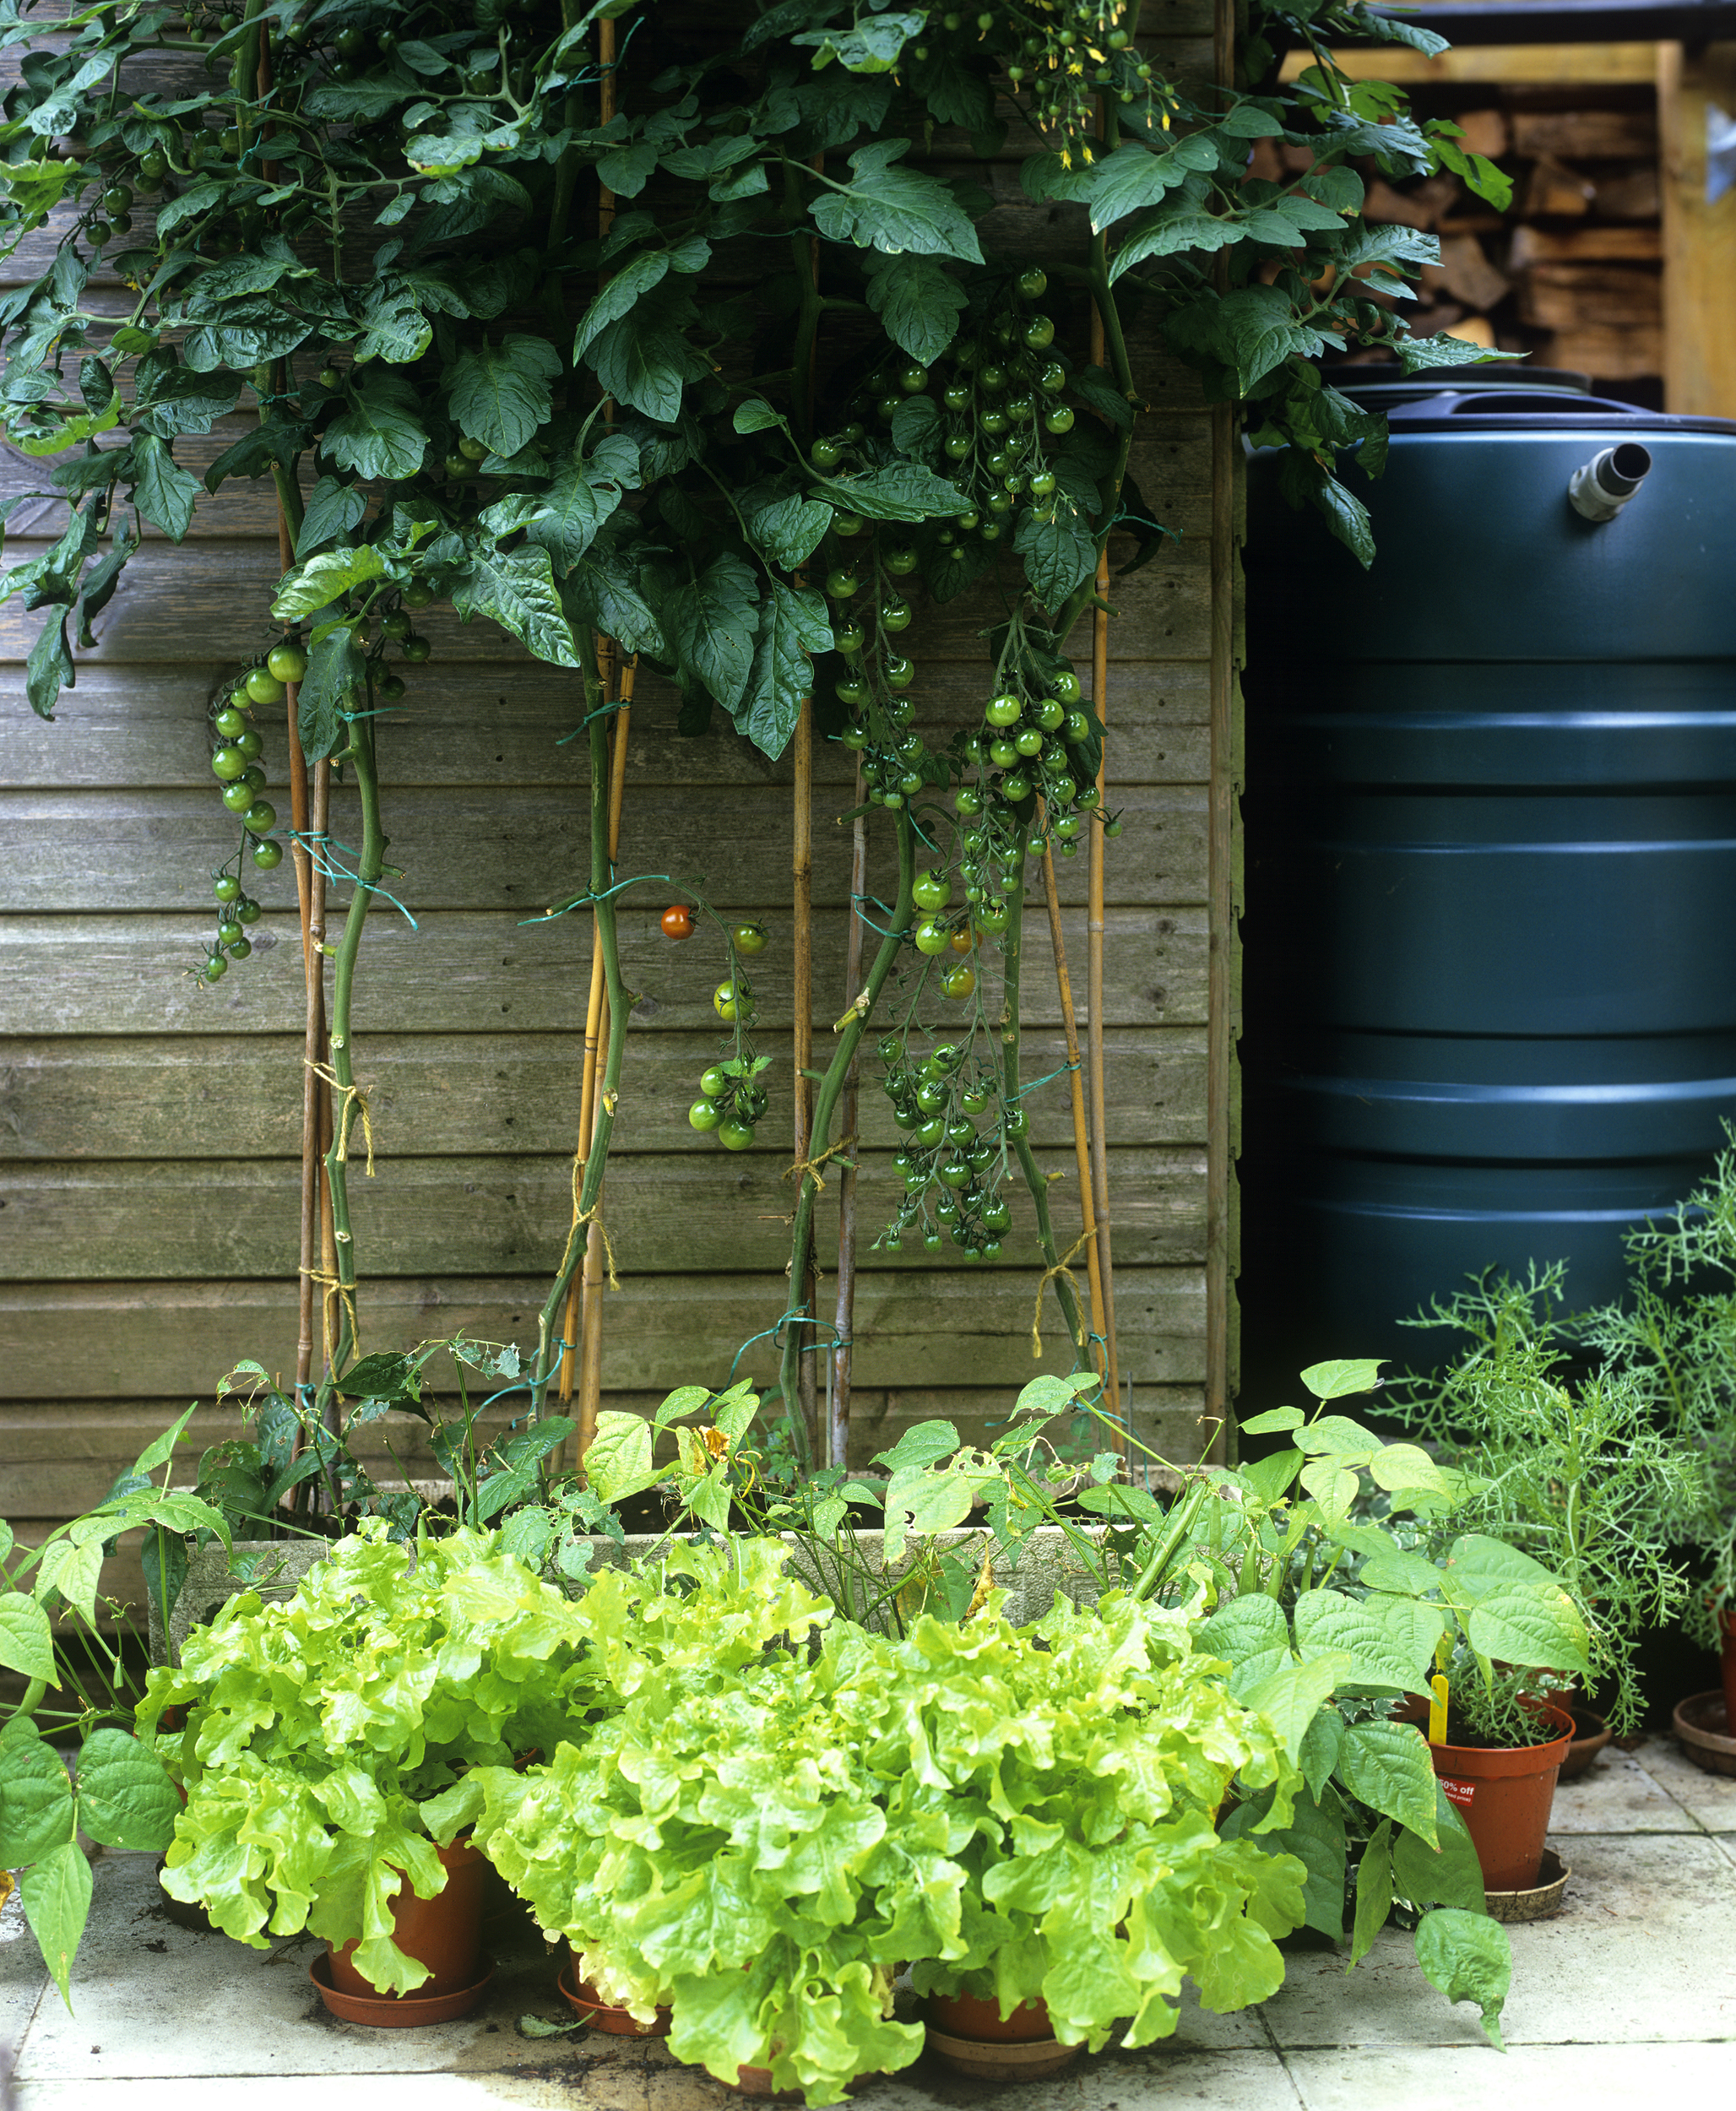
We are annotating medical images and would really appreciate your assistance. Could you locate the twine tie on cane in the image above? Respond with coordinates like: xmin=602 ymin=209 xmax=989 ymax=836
xmin=306 ymin=1060 xmax=375 ymax=1176
xmin=784 ymin=1135 xmax=857 ymax=1197
xmin=301 ymin=1265 xmax=359 ymax=1371
xmin=1030 ymin=1225 xmax=1099 ymax=1362
xmin=556 ymin=1150 xmax=620 ymax=1290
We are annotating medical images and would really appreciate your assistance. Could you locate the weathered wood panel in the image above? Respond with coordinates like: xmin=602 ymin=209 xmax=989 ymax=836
xmin=0 ymin=1028 xmax=1205 ymax=1158
xmin=0 ymin=1269 xmax=1208 ymax=1399
xmin=0 ymin=782 xmax=1206 ymax=912
xmin=0 ymin=535 xmax=1214 ymax=667
xmin=1 ymin=1144 xmax=1204 ymax=1280
xmin=0 ymin=907 xmax=1208 ymax=1036
xmin=2 ymin=662 xmax=1214 ymax=790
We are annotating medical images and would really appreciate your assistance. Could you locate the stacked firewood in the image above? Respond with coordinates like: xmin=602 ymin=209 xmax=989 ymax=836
xmin=1250 ymin=95 xmax=1663 ymax=388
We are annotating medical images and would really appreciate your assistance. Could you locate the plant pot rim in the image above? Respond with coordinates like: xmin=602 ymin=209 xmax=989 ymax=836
xmin=308 ymin=1949 xmax=493 ymax=2027
xmin=1673 ymin=1689 xmax=1736 ymax=1776
xmin=1419 ymin=1700 xmax=1576 ymax=1771
xmin=556 ymin=1959 xmax=672 ymax=2036
xmin=1484 ymin=1845 xmax=1571 ymax=1922
xmin=923 ymin=2026 xmax=1081 ymax=2080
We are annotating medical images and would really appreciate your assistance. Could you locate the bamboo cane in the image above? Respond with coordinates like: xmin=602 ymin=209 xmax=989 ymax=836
xmin=829 ymin=762 xmax=868 ymax=1467
xmin=1038 ymin=837 xmax=1109 ymax=1385
xmin=793 ymin=707 xmax=816 ymax=1453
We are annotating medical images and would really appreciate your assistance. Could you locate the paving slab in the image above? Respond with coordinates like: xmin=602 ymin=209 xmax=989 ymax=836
xmin=1286 ymin=2039 xmax=1736 ymax=2111
xmin=1631 ymin=1730 xmax=1736 ymax=1832
xmin=1261 ymin=1830 xmax=1736 ymax=2049
xmin=0 ymin=1876 xmax=47 ymax=2061
xmin=1546 ymin=1745 xmax=1696 ymax=1832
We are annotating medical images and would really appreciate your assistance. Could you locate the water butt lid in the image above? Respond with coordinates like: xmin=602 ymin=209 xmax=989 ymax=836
xmin=1323 ymin=362 xmax=1592 ymax=408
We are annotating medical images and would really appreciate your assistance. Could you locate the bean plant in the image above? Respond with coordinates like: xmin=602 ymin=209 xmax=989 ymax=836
xmin=0 ymin=0 xmax=1509 ymax=1479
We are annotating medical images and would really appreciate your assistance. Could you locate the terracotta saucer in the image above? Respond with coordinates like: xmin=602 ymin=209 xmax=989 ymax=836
xmin=1674 ymin=1690 xmax=1736 ymax=1778
xmin=1484 ymin=1846 xmax=1571 ymax=1923
xmin=308 ymin=1949 xmax=493 ymax=2027
xmin=924 ymin=2026 xmax=1081 ymax=2081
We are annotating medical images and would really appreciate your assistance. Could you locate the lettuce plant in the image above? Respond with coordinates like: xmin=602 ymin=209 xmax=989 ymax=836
xmin=138 ymin=1522 xmax=608 ymax=1994
xmin=435 ymin=1546 xmax=1308 ymax=2106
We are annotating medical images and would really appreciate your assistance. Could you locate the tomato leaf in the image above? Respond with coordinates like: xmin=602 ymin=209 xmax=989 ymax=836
xmin=323 ymin=372 xmax=429 ymax=482
xmin=274 ymin=545 xmax=386 ymax=620
xmin=297 ymin=476 xmax=367 ymax=557
xmin=734 ymin=579 xmax=831 ymax=761
xmin=447 ymin=333 xmax=562 ymax=459
xmin=665 ymin=552 xmax=760 ymax=711
xmin=811 ymin=139 xmax=985 ymax=262
xmin=861 ymin=252 xmax=967 ymax=366
xmin=128 ymin=433 xmax=201 ymax=541
xmin=582 ymin=279 xmax=712 ymax=426
xmin=451 ymin=544 xmax=580 ymax=667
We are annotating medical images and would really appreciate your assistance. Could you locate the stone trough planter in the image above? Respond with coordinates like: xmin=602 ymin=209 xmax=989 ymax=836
xmin=148 ymin=1524 xmax=1108 ymax=1665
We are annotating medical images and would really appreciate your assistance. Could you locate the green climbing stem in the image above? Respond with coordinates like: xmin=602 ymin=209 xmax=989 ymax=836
xmin=312 ymin=698 xmax=384 ymax=1419
xmin=998 ymin=821 xmax=1090 ymax=1368
xmin=530 ymin=649 xmax=629 ymax=1423
xmin=776 ymin=807 xmax=920 ymax=1457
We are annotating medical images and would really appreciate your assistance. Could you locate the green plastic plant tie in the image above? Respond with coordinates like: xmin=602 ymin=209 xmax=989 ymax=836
xmin=290 ymin=828 xmax=420 ymax=930
xmin=519 ymin=871 xmax=675 ymax=925
xmin=726 ymin=1311 xmax=850 ymax=1385
xmin=1012 ymin=1060 xmax=1081 ymax=1099
xmin=849 ymin=892 xmax=911 ymax=941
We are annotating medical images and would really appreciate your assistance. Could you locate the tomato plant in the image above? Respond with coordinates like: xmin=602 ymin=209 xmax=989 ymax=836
xmin=0 ymin=0 xmax=1510 ymax=1471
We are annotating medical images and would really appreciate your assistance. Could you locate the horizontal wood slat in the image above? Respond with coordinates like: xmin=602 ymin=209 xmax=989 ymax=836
xmin=0 ymin=907 xmax=1207 ymax=1035
xmin=0 ymin=1028 xmax=1205 ymax=1159
xmin=0 ymin=1145 xmax=1202 ymax=1280
xmin=0 ymin=782 xmax=1204 ymax=914
xmin=2 ymin=661 xmax=1213 ymax=790
xmin=0 ymin=1269 xmax=1208 ymax=1400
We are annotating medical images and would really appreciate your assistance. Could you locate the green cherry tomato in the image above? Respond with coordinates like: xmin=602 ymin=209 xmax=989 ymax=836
xmin=943 ymin=433 xmax=972 ymax=462
xmin=1054 ymin=812 xmax=1083 ymax=840
xmin=832 ymin=511 xmax=864 ymax=539
xmin=975 ymin=898 xmax=1009 ymax=935
xmin=404 ymin=580 xmax=434 ymax=609
xmin=1065 ymin=708 xmax=1092 ymax=743
xmin=880 ymin=598 xmax=912 ymax=632
xmin=211 ymin=745 xmax=247 ymax=781
xmin=235 ymin=728 xmax=263 ymax=761
xmin=213 ymin=705 xmax=246 ymax=739
xmin=689 ymin=1098 xmax=724 ymax=1131
xmin=713 ymin=980 xmax=750 ymax=1021
xmin=1023 ymin=315 xmax=1056 ymax=350
xmin=914 ymin=1079 xmax=948 ymax=1115
xmin=214 ymin=873 xmax=241 ymax=904
xmin=811 ymin=435 xmax=843 ymax=469
xmin=1077 ymin=784 xmax=1101 ymax=809
xmin=1017 ymin=267 xmax=1048 ymax=299
xmin=240 ymin=764 xmax=267 ymax=795
xmin=978 ymin=408 xmax=1009 ymax=437
xmin=989 ymin=738 xmax=1019 ymax=768
xmin=914 ymin=1116 xmax=947 ymax=1149
xmin=979 ymin=364 xmax=1006 ymax=393
xmin=1051 ymin=669 xmax=1083 ymax=703
xmin=401 ymin=636 xmax=432 ymax=664
xmin=252 ymin=839 xmax=284 ymax=870
xmin=834 ymin=621 xmax=865 ymax=655
xmin=1038 ymin=361 xmax=1066 ymax=396
xmin=245 ymin=667 xmax=286 ymax=705
xmin=884 ymin=654 xmax=915 ymax=691
xmin=884 ymin=545 xmax=919 ymax=576
xmin=1044 ymin=405 xmax=1076 ymax=436
xmin=941 ymin=963 xmax=976 ymax=1001
xmin=912 ymin=869 xmax=952 ymax=910
xmin=941 ymin=383 xmax=971 ymax=413
xmin=1004 ymin=1104 xmax=1031 ymax=1138
xmin=1006 ymin=393 xmax=1036 ymax=425
xmin=203 ymin=952 xmax=228 ymax=982
xmin=221 ymin=779 xmax=255 ymax=813
xmin=956 ymin=786 xmax=983 ymax=816
xmin=1029 ymin=470 xmax=1057 ymax=502
xmin=825 ymin=568 xmax=860 ymax=601
xmin=243 ymin=800 xmax=277 ymax=833
xmin=216 ymin=918 xmax=244 ymax=949
xmin=1035 ymin=698 xmax=1066 ymax=731
xmin=700 ymin=1065 xmax=730 ymax=1098
xmin=733 ymin=923 xmax=768 ymax=955
xmin=1001 ymin=771 xmax=1032 ymax=802
xmin=898 ymin=361 xmax=928 ymax=393
xmin=267 ymin=642 xmax=307 ymax=683
xmin=380 ymin=675 xmax=407 ymax=702
xmin=914 ymin=918 xmax=951 ymax=958
xmin=836 ymin=676 xmax=868 ymax=708
xmin=937 ymin=1157 xmax=974 ymax=1191
xmin=840 ymin=725 xmax=869 ymax=752
xmin=236 ymin=897 xmax=261 ymax=925
xmin=718 ymin=1117 xmax=756 ymax=1152
xmin=1014 ymin=728 xmax=1044 ymax=757
xmin=985 ymin=693 xmax=1023 ymax=729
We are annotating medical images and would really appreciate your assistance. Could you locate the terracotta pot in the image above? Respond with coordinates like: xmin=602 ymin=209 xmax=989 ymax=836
xmin=1720 ymin=1607 xmax=1736 ymax=1725
xmin=1555 ymin=1705 xmax=1613 ymax=1783
xmin=309 ymin=1948 xmax=493 ymax=2027
xmin=325 ymin=1838 xmax=488 ymax=2005
xmin=925 ymin=1989 xmax=1054 ymax=2042
xmin=557 ymin=1956 xmax=672 ymax=2037
xmin=1424 ymin=1701 xmax=1575 ymax=1892
xmin=1674 ymin=1689 xmax=1736 ymax=1777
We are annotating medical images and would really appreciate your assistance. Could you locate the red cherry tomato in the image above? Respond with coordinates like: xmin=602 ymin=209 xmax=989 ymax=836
xmin=661 ymin=904 xmax=694 ymax=941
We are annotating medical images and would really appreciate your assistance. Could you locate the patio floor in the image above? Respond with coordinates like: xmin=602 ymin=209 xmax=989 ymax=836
xmin=4 ymin=1728 xmax=1733 ymax=2111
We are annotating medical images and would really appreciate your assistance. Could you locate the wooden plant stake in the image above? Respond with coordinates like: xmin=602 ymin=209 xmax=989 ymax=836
xmin=1038 ymin=836 xmax=1109 ymax=1390
xmin=830 ymin=764 xmax=868 ymax=1467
